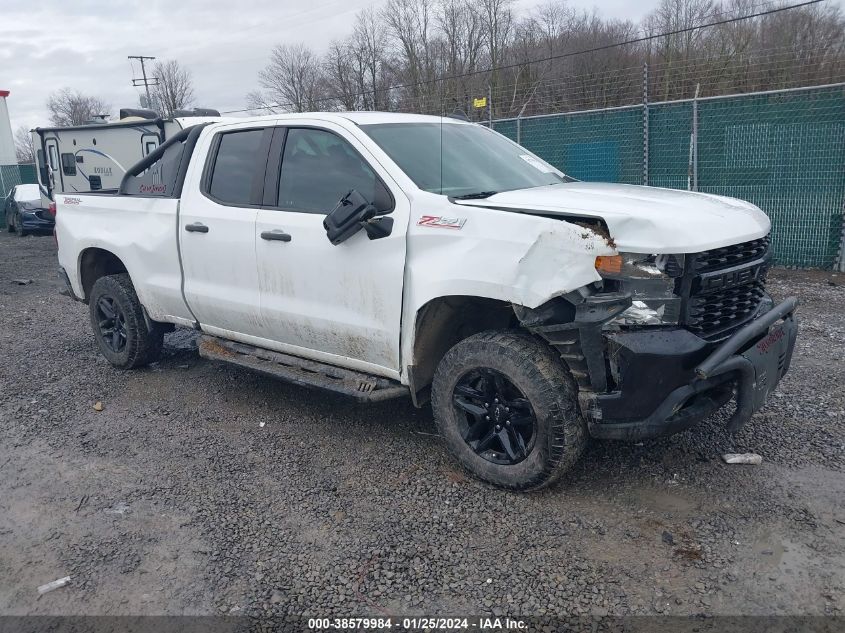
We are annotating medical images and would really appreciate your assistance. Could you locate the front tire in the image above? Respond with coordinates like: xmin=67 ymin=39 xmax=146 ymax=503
xmin=431 ymin=330 xmax=586 ymax=491
xmin=88 ymin=274 xmax=164 ymax=369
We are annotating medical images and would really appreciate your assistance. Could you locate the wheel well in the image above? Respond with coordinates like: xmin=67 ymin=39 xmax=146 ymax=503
xmin=410 ymin=296 xmax=517 ymax=402
xmin=79 ymin=248 xmax=128 ymax=302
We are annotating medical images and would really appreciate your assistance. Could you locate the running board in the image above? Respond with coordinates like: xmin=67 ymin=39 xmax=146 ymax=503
xmin=198 ymin=336 xmax=409 ymax=402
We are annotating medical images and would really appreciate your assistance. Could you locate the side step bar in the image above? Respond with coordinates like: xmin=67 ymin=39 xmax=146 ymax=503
xmin=198 ymin=335 xmax=409 ymax=403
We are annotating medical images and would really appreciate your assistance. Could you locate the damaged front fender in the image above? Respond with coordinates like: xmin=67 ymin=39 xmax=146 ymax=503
xmin=405 ymin=209 xmax=617 ymax=314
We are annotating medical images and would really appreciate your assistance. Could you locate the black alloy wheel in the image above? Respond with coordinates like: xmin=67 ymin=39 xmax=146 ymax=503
xmin=95 ymin=296 xmax=128 ymax=353
xmin=431 ymin=330 xmax=586 ymax=490
xmin=452 ymin=368 xmax=537 ymax=465
xmin=88 ymin=274 xmax=165 ymax=369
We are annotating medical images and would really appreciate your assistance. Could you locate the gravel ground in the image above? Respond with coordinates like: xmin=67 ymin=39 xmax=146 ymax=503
xmin=0 ymin=231 xmax=843 ymax=621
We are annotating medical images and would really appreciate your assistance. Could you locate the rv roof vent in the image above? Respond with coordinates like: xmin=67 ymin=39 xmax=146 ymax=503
xmin=119 ymin=108 xmax=159 ymax=121
xmin=84 ymin=114 xmax=110 ymax=125
xmin=173 ymin=108 xmax=221 ymax=118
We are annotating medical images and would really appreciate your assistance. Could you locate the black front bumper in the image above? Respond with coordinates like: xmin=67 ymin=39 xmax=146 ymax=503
xmin=587 ymin=297 xmax=798 ymax=440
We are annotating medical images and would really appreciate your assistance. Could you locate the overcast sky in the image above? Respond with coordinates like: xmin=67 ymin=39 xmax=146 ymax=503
xmin=1 ymin=0 xmax=840 ymax=133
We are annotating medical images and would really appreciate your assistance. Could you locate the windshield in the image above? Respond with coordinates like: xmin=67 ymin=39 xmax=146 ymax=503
xmin=360 ymin=122 xmax=571 ymax=197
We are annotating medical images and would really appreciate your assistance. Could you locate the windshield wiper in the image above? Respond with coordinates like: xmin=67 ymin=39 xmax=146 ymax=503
xmin=452 ymin=191 xmax=498 ymax=200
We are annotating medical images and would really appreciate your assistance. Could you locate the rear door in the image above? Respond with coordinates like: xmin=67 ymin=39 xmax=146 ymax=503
xmin=179 ymin=122 xmax=273 ymax=337
xmin=44 ymin=137 xmax=61 ymax=193
xmin=254 ymin=121 xmax=409 ymax=375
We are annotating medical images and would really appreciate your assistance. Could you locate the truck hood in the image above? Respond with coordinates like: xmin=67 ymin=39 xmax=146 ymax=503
xmin=455 ymin=182 xmax=771 ymax=253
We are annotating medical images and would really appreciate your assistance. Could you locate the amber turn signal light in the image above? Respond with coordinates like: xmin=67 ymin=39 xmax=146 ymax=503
xmin=595 ymin=255 xmax=623 ymax=275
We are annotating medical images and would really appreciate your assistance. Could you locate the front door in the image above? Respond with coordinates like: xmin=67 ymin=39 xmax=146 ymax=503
xmin=254 ymin=123 xmax=408 ymax=376
xmin=179 ymin=123 xmax=272 ymax=338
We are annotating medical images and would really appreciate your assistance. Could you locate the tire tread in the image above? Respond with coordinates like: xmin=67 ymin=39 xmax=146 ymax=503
xmin=431 ymin=329 xmax=586 ymax=491
xmin=89 ymin=273 xmax=164 ymax=369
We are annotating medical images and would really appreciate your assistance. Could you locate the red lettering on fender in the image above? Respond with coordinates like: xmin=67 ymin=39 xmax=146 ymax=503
xmin=417 ymin=215 xmax=466 ymax=229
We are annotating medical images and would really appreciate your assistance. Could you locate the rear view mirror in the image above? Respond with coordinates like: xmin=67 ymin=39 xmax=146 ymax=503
xmin=324 ymin=190 xmax=393 ymax=245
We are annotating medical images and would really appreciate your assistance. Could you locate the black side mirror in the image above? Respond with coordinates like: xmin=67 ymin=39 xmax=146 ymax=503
xmin=324 ymin=189 xmax=393 ymax=245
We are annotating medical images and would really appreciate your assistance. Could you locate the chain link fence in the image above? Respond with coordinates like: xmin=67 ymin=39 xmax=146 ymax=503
xmin=493 ymin=83 xmax=845 ymax=269
xmin=0 ymin=163 xmax=37 ymax=195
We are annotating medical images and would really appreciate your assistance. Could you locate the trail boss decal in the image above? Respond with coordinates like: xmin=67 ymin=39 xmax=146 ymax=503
xmin=63 ymin=197 xmax=82 ymax=205
xmin=139 ymin=184 xmax=167 ymax=194
xmin=417 ymin=215 xmax=466 ymax=229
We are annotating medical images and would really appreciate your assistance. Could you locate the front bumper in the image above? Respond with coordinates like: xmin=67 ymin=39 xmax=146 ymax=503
xmin=587 ymin=297 xmax=798 ymax=440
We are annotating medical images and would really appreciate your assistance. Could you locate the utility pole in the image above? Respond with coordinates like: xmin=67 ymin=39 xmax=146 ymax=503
xmin=128 ymin=55 xmax=158 ymax=109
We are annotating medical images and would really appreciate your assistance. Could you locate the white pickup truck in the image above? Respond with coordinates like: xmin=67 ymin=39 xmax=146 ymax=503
xmin=55 ymin=112 xmax=798 ymax=490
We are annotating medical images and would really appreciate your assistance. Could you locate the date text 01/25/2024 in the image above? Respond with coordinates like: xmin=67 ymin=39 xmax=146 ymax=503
xmin=307 ymin=616 xmax=528 ymax=630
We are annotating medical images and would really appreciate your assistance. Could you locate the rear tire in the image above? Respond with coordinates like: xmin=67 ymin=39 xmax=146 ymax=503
xmin=88 ymin=274 xmax=164 ymax=369
xmin=431 ymin=330 xmax=586 ymax=491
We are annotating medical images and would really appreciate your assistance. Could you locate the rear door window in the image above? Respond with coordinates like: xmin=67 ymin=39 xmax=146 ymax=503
xmin=206 ymin=129 xmax=266 ymax=206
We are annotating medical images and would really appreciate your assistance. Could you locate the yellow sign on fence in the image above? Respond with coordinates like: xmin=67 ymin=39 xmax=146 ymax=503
xmin=473 ymin=97 xmax=487 ymax=109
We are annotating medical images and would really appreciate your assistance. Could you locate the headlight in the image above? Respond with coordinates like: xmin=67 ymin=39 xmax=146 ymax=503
xmin=595 ymin=253 xmax=681 ymax=280
xmin=596 ymin=253 xmax=684 ymax=326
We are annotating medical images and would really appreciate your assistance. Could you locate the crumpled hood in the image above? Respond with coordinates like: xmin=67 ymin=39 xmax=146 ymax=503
xmin=455 ymin=182 xmax=771 ymax=253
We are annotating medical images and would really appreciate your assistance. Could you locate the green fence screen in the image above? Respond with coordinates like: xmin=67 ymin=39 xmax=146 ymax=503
xmin=493 ymin=85 xmax=845 ymax=269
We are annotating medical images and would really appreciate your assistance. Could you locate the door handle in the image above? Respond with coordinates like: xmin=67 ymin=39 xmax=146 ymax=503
xmin=260 ymin=230 xmax=292 ymax=242
xmin=185 ymin=222 xmax=209 ymax=233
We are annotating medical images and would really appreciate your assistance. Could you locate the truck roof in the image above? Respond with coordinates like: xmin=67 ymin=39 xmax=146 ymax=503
xmin=213 ymin=111 xmax=470 ymax=127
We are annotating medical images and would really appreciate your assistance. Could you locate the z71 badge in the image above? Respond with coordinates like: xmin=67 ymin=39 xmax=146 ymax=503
xmin=417 ymin=215 xmax=466 ymax=229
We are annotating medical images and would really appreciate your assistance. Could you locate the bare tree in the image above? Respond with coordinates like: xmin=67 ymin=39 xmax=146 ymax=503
xmin=351 ymin=8 xmax=391 ymax=110
xmin=14 ymin=126 xmax=35 ymax=164
xmin=246 ymin=0 xmax=845 ymax=118
xmin=324 ymin=41 xmax=362 ymax=110
xmin=255 ymin=43 xmax=326 ymax=112
xmin=476 ymin=0 xmax=516 ymax=113
xmin=382 ymin=0 xmax=437 ymax=110
xmin=149 ymin=60 xmax=195 ymax=117
xmin=46 ymin=89 xmax=110 ymax=126
xmin=436 ymin=0 xmax=486 ymax=116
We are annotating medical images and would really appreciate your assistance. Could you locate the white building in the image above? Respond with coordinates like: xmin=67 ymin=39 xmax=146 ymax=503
xmin=0 ymin=89 xmax=16 ymax=165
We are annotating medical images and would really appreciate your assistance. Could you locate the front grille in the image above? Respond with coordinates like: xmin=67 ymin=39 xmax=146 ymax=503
xmin=690 ymin=235 xmax=770 ymax=273
xmin=681 ymin=235 xmax=771 ymax=339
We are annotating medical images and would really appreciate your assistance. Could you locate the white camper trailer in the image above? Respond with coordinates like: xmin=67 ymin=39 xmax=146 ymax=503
xmin=32 ymin=108 xmax=221 ymax=200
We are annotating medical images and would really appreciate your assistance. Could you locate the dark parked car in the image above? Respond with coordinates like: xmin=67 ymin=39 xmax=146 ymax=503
xmin=4 ymin=184 xmax=54 ymax=236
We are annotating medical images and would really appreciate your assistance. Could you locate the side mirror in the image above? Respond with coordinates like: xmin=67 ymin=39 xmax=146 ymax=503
xmin=323 ymin=189 xmax=393 ymax=245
